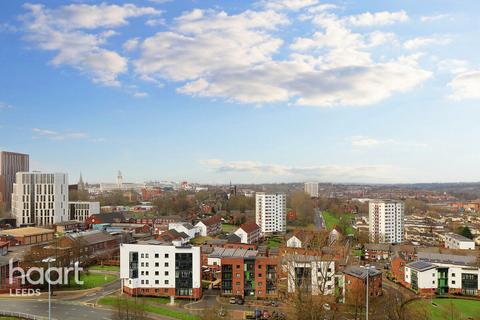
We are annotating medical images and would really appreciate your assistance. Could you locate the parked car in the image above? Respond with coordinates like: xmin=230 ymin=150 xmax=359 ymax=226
xmin=230 ymin=297 xmax=237 ymax=304
xmin=236 ymin=297 xmax=245 ymax=305
xmin=271 ymin=300 xmax=279 ymax=307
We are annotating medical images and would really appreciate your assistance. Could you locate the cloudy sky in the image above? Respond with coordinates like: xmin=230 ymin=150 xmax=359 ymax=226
xmin=1 ymin=0 xmax=479 ymax=184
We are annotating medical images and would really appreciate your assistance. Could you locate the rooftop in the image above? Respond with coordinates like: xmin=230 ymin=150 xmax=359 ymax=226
xmin=445 ymin=232 xmax=475 ymax=243
xmin=343 ymin=266 xmax=382 ymax=279
xmin=407 ymin=260 xmax=436 ymax=272
xmin=0 ymin=227 xmax=54 ymax=237
xmin=208 ymin=247 xmax=258 ymax=259
xmin=417 ymin=252 xmax=477 ymax=266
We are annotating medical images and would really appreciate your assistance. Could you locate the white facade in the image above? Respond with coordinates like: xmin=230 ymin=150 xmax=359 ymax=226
xmin=304 ymin=182 xmax=319 ymax=198
xmin=120 ymin=243 xmax=201 ymax=297
xmin=12 ymin=172 xmax=68 ymax=226
xmin=194 ymin=221 xmax=208 ymax=237
xmin=404 ymin=265 xmax=438 ymax=290
xmin=255 ymin=193 xmax=286 ymax=234
xmin=69 ymin=201 xmax=100 ymax=222
xmin=444 ymin=233 xmax=475 ymax=250
xmin=286 ymin=235 xmax=302 ymax=248
xmin=286 ymin=257 xmax=336 ymax=295
xmin=168 ymin=222 xmax=197 ymax=240
xmin=369 ymin=200 xmax=404 ymax=243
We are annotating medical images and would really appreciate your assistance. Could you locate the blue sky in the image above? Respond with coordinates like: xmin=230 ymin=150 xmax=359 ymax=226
xmin=1 ymin=0 xmax=480 ymax=184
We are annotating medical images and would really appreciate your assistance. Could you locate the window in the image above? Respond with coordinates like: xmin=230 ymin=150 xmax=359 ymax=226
xmin=258 ymin=273 xmax=262 ymax=277
xmin=452 ymin=280 xmax=456 ymax=284
xmin=165 ymin=280 xmax=169 ymax=285
xmin=236 ymin=273 xmax=240 ymax=278
xmin=258 ymin=282 xmax=262 ymax=286
xmin=165 ymin=262 xmax=169 ymax=267
xmin=155 ymin=262 xmax=159 ymax=267
xmin=165 ymin=254 xmax=169 ymax=258
xmin=155 ymin=280 xmax=159 ymax=284
xmin=165 ymin=271 xmax=169 ymax=276
xmin=452 ymin=273 xmax=456 ymax=277
xmin=155 ymin=271 xmax=159 ymax=276
xmin=236 ymin=282 xmax=240 ymax=286
xmin=141 ymin=254 xmax=144 ymax=258
xmin=236 ymin=265 xmax=240 ymax=269
xmin=155 ymin=253 xmax=159 ymax=258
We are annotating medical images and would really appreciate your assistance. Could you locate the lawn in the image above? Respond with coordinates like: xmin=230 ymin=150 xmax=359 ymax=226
xmin=89 ymin=265 xmax=120 ymax=272
xmin=98 ymin=296 xmax=199 ymax=320
xmin=64 ymin=273 xmax=118 ymax=289
xmin=267 ymin=237 xmax=283 ymax=248
xmin=190 ymin=236 xmax=212 ymax=245
xmin=221 ymin=223 xmax=237 ymax=233
xmin=322 ymin=211 xmax=354 ymax=234
xmin=409 ymin=298 xmax=480 ymax=320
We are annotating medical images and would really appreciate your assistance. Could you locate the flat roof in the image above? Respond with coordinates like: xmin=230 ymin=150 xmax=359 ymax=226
xmin=208 ymin=247 xmax=258 ymax=259
xmin=407 ymin=261 xmax=436 ymax=272
xmin=0 ymin=227 xmax=54 ymax=237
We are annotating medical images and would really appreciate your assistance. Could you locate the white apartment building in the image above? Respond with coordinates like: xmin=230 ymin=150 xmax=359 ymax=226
xmin=69 ymin=201 xmax=100 ymax=222
xmin=120 ymin=241 xmax=202 ymax=300
xmin=405 ymin=253 xmax=480 ymax=296
xmin=12 ymin=172 xmax=68 ymax=226
xmin=369 ymin=200 xmax=404 ymax=243
xmin=304 ymin=182 xmax=319 ymax=198
xmin=444 ymin=232 xmax=475 ymax=250
xmin=285 ymin=253 xmax=336 ymax=295
xmin=255 ymin=193 xmax=286 ymax=234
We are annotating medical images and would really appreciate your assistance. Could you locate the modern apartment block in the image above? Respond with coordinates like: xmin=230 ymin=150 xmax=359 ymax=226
xmin=0 ymin=151 xmax=29 ymax=211
xmin=120 ymin=241 xmax=202 ymax=300
xmin=304 ymin=182 xmax=319 ymax=198
xmin=11 ymin=172 xmax=68 ymax=227
xmin=207 ymin=247 xmax=279 ymax=299
xmin=369 ymin=200 xmax=404 ymax=243
xmin=404 ymin=253 xmax=480 ymax=296
xmin=255 ymin=193 xmax=286 ymax=234
xmin=69 ymin=201 xmax=100 ymax=222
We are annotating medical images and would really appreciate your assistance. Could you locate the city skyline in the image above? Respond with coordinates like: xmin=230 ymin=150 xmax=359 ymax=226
xmin=1 ymin=0 xmax=480 ymax=184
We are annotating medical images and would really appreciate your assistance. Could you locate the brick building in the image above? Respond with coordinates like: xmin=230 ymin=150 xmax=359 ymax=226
xmin=343 ymin=266 xmax=383 ymax=302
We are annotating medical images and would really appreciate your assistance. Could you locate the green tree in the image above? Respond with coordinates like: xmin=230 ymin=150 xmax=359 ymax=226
xmin=458 ymin=226 xmax=474 ymax=239
xmin=288 ymin=192 xmax=314 ymax=226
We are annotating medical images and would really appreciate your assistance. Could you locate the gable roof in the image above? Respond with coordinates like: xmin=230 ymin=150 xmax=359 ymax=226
xmin=67 ymin=230 xmax=117 ymax=246
xmin=238 ymin=222 xmax=260 ymax=233
xmin=200 ymin=215 xmax=221 ymax=227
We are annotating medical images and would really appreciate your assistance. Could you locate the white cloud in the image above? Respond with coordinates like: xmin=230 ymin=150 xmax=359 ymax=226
xmin=32 ymin=128 xmax=88 ymax=141
xmin=437 ymin=59 xmax=469 ymax=74
xmin=350 ymin=136 xmax=427 ymax=148
xmin=22 ymin=3 xmax=159 ymax=86
xmin=146 ymin=18 xmax=166 ymax=26
xmin=0 ymin=102 xmax=13 ymax=109
xmin=123 ymin=38 xmax=140 ymax=51
xmin=132 ymin=7 xmax=430 ymax=107
xmin=448 ymin=71 xmax=480 ymax=100
xmin=135 ymin=9 xmax=288 ymax=82
xmin=420 ymin=14 xmax=451 ymax=22
xmin=262 ymin=0 xmax=319 ymax=11
xmin=346 ymin=10 xmax=408 ymax=27
xmin=133 ymin=91 xmax=148 ymax=98
xmin=200 ymin=159 xmax=402 ymax=183
xmin=404 ymin=36 xmax=452 ymax=50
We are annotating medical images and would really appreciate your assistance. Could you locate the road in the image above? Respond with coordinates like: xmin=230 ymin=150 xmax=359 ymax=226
xmin=314 ymin=209 xmax=325 ymax=230
xmin=62 ymin=279 xmax=122 ymax=303
xmin=0 ymin=299 xmax=114 ymax=320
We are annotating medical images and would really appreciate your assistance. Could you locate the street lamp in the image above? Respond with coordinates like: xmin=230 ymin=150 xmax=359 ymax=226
xmin=42 ymin=257 xmax=56 ymax=320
